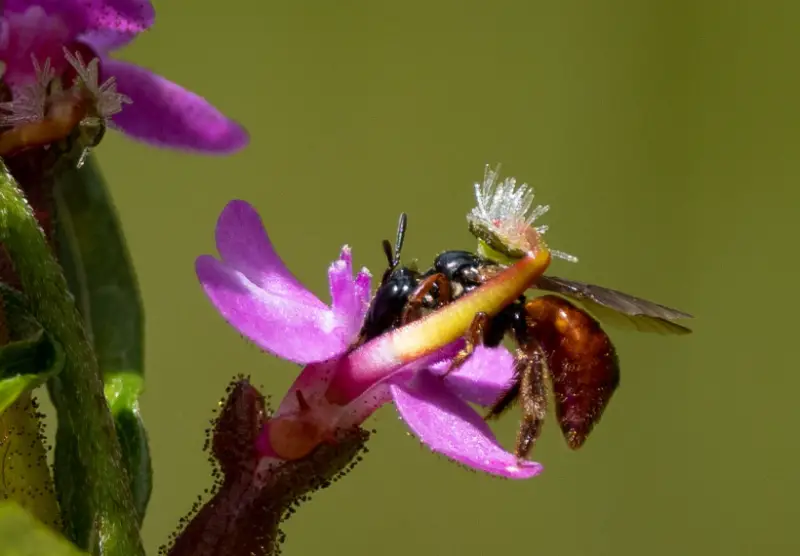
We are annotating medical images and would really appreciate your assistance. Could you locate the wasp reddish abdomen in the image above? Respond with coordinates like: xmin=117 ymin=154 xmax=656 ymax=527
xmin=523 ymin=295 xmax=620 ymax=449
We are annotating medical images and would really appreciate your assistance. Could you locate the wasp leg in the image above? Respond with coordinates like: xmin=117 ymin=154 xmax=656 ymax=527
xmin=439 ymin=312 xmax=490 ymax=379
xmin=514 ymin=347 xmax=548 ymax=460
xmin=379 ymin=239 xmax=395 ymax=284
xmin=400 ymin=273 xmax=452 ymax=324
xmin=483 ymin=346 xmax=548 ymax=456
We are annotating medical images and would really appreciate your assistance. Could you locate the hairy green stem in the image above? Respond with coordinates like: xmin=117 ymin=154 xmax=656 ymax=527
xmin=0 ymin=161 xmax=143 ymax=555
xmin=54 ymin=156 xmax=150 ymax=523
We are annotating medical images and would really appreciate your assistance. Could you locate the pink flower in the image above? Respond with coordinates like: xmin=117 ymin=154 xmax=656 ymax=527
xmin=196 ymin=201 xmax=554 ymax=479
xmin=195 ymin=200 xmax=373 ymax=365
xmin=0 ymin=1 xmax=247 ymax=153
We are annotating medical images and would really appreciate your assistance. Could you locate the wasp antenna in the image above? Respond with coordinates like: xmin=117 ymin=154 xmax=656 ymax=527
xmin=394 ymin=212 xmax=408 ymax=267
xmin=380 ymin=239 xmax=395 ymax=285
xmin=381 ymin=239 xmax=394 ymax=268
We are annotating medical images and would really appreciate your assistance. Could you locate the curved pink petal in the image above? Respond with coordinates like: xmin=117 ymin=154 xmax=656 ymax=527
xmin=196 ymin=255 xmax=346 ymax=365
xmin=329 ymin=247 xmax=357 ymax=319
xmin=428 ymin=345 xmax=516 ymax=406
xmin=80 ymin=27 xmax=139 ymax=52
xmin=390 ymin=372 xmax=542 ymax=479
xmin=329 ymin=246 xmax=371 ymax=342
xmin=214 ymin=200 xmax=324 ymax=309
xmin=101 ymin=57 xmax=248 ymax=153
xmin=6 ymin=0 xmax=154 ymax=40
xmin=196 ymin=200 xmax=357 ymax=364
xmin=354 ymin=267 xmax=371 ymax=308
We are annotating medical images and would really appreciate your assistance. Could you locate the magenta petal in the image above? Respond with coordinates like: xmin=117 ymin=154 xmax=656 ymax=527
xmin=354 ymin=268 xmax=371 ymax=308
xmin=352 ymin=266 xmax=372 ymax=333
xmin=196 ymin=255 xmax=347 ymax=365
xmin=196 ymin=200 xmax=353 ymax=364
xmin=214 ymin=200 xmax=324 ymax=309
xmin=328 ymin=246 xmax=368 ymax=341
xmin=80 ymin=28 xmax=139 ymax=52
xmin=6 ymin=0 xmax=154 ymax=39
xmin=101 ymin=58 xmax=248 ymax=153
xmin=328 ymin=247 xmax=356 ymax=316
xmin=390 ymin=372 xmax=542 ymax=479
xmin=428 ymin=345 xmax=515 ymax=406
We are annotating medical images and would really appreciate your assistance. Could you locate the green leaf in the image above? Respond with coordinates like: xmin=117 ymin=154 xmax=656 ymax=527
xmin=53 ymin=156 xmax=144 ymax=376
xmin=53 ymin=156 xmax=151 ymax=523
xmin=0 ymin=284 xmax=64 ymax=414
xmin=0 ymin=501 xmax=89 ymax=556
xmin=0 ymin=160 xmax=144 ymax=555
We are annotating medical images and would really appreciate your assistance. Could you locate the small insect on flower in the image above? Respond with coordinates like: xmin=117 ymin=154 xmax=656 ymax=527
xmin=355 ymin=165 xmax=693 ymax=460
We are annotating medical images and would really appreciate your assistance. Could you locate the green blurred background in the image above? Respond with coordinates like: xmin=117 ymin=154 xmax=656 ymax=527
xmin=73 ymin=0 xmax=799 ymax=554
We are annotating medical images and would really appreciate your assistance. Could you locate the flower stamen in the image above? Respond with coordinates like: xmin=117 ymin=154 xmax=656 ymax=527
xmin=0 ymin=55 xmax=55 ymax=127
xmin=467 ymin=164 xmax=578 ymax=264
xmin=62 ymin=47 xmax=132 ymax=125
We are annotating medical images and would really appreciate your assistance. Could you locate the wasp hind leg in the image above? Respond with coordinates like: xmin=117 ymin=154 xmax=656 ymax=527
xmin=513 ymin=348 xmax=548 ymax=460
xmin=485 ymin=346 xmax=549 ymax=460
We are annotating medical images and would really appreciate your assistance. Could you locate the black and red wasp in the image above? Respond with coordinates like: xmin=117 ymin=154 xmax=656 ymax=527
xmin=354 ymin=212 xmax=692 ymax=459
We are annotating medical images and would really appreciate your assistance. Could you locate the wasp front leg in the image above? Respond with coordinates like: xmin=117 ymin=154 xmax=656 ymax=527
xmin=439 ymin=311 xmax=490 ymax=379
xmin=400 ymin=273 xmax=452 ymax=324
xmin=402 ymin=274 xmax=491 ymax=379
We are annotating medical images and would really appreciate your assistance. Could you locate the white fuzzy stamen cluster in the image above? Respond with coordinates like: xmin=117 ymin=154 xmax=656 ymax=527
xmin=0 ymin=48 xmax=131 ymax=129
xmin=62 ymin=47 xmax=131 ymax=125
xmin=470 ymin=164 xmax=578 ymax=262
xmin=0 ymin=56 xmax=55 ymax=125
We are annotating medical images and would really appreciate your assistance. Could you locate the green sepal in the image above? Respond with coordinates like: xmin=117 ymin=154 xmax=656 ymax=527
xmin=0 ymin=502 xmax=89 ymax=556
xmin=0 ymin=284 xmax=64 ymax=414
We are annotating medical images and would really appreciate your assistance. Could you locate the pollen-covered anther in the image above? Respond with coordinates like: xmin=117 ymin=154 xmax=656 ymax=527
xmin=0 ymin=55 xmax=57 ymax=127
xmin=467 ymin=164 xmax=578 ymax=263
xmin=62 ymin=46 xmax=132 ymax=124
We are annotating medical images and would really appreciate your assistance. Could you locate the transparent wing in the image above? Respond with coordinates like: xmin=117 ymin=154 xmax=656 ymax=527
xmin=533 ymin=275 xmax=693 ymax=335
